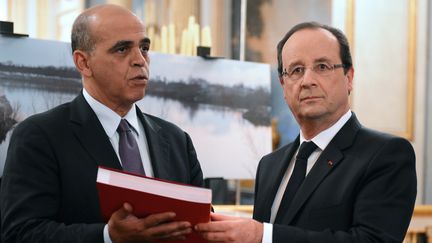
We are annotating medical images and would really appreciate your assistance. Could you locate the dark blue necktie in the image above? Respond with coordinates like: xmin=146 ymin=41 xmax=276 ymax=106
xmin=117 ymin=119 xmax=145 ymax=175
xmin=275 ymin=141 xmax=317 ymax=223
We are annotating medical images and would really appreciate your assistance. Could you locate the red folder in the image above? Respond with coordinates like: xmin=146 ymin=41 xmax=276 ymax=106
xmin=96 ymin=166 xmax=211 ymax=243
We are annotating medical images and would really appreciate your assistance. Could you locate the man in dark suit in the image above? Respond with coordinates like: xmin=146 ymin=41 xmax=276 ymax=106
xmin=196 ymin=22 xmax=417 ymax=242
xmin=0 ymin=4 xmax=203 ymax=243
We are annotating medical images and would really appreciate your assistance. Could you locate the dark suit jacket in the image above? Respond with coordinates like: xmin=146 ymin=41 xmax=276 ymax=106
xmin=253 ymin=114 xmax=416 ymax=243
xmin=0 ymin=93 xmax=204 ymax=243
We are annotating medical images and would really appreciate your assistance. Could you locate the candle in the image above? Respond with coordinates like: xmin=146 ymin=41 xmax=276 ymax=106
xmin=168 ymin=24 xmax=175 ymax=54
xmin=180 ymin=29 xmax=188 ymax=55
xmin=161 ymin=25 xmax=168 ymax=53
xmin=201 ymin=26 xmax=212 ymax=48
xmin=154 ymin=33 xmax=161 ymax=52
xmin=147 ymin=26 xmax=155 ymax=50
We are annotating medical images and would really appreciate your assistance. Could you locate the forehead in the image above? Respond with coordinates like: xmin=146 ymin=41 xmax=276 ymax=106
xmin=282 ymin=28 xmax=340 ymax=65
xmin=91 ymin=12 xmax=147 ymax=45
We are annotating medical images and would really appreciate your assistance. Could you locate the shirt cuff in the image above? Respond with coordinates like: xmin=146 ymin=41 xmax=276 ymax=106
xmin=262 ymin=222 xmax=273 ymax=243
xmin=103 ymin=224 xmax=113 ymax=243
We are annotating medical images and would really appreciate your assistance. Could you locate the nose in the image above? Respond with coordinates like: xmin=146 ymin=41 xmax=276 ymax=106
xmin=300 ymin=68 xmax=318 ymax=87
xmin=131 ymin=48 xmax=148 ymax=67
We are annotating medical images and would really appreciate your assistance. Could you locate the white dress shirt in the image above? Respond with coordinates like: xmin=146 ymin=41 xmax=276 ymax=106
xmin=262 ymin=110 xmax=352 ymax=243
xmin=82 ymin=89 xmax=153 ymax=243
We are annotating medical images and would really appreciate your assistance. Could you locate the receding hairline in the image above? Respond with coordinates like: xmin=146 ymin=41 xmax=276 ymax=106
xmin=73 ymin=4 xmax=140 ymax=36
xmin=81 ymin=4 xmax=135 ymax=18
xmin=71 ymin=4 xmax=143 ymax=53
xmin=282 ymin=27 xmax=339 ymax=53
xmin=277 ymin=22 xmax=352 ymax=76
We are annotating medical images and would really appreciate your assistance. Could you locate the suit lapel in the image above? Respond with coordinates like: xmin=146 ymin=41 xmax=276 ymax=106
xmin=257 ymin=138 xmax=300 ymax=222
xmin=279 ymin=143 xmax=343 ymax=224
xmin=136 ymin=110 xmax=171 ymax=180
xmin=69 ymin=93 xmax=122 ymax=169
xmin=278 ymin=114 xmax=362 ymax=224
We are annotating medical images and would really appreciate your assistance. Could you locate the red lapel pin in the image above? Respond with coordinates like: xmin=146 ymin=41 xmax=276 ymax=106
xmin=327 ymin=160 xmax=334 ymax=166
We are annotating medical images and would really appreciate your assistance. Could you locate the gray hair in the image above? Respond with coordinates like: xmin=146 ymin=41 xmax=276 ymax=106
xmin=71 ymin=13 xmax=96 ymax=53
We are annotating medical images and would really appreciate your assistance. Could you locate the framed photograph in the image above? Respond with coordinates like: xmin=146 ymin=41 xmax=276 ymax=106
xmin=0 ymin=36 xmax=271 ymax=179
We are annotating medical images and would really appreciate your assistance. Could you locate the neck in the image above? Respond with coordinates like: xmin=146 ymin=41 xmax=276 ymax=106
xmin=111 ymin=104 xmax=133 ymax=117
xmin=298 ymin=109 xmax=349 ymax=140
xmin=300 ymin=121 xmax=331 ymax=140
xmin=83 ymin=83 xmax=133 ymax=117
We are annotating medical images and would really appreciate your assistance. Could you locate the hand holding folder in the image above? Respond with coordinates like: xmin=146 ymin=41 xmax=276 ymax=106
xmin=96 ymin=166 xmax=212 ymax=243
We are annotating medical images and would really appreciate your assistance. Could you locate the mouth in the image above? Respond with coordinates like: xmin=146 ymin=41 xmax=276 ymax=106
xmin=129 ymin=75 xmax=148 ymax=83
xmin=300 ymin=96 xmax=323 ymax=102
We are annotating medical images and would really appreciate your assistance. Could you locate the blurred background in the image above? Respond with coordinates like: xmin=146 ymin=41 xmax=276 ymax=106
xmin=1 ymin=0 xmax=432 ymax=241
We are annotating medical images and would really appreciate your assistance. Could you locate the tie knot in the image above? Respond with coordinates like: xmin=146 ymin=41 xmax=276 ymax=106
xmin=296 ymin=141 xmax=318 ymax=160
xmin=117 ymin=119 xmax=132 ymax=133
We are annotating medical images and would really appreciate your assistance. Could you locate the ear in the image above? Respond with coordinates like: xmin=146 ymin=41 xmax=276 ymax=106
xmin=346 ymin=67 xmax=354 ymax=94
xmin=73 ymin=50 xmax=92 ymax=77
xmin=279 ymin=77 xmax=289 ymax=100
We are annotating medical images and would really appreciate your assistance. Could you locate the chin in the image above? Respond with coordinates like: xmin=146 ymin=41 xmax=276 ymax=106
xmin=300 ymin=108 xmax=328 ymax=120
xmin=128 ymin=91 xmax=145 ymax=103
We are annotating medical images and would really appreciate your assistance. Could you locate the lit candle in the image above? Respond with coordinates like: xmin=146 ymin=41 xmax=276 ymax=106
xmin=154 ymin=34 xmax=161 ymax=52
xmin=186 ymin=29 xmax=192 ymax=56
xmin=192 ymin=23 xmax=200 ymax=56
xmin=188 ymin=15 xmax=195 ymax=31
xmin=168 ymin=24 xmax=175 ymax=54
xmin=147 ymin=26 xmax=155 ymax=50
xmin=201 ymin=26 xmax=212 ymax=48
xmin=180 ymin=29 xmax=187 ymax=55
xmin=161 ymin=25 xmax=168 ymax=53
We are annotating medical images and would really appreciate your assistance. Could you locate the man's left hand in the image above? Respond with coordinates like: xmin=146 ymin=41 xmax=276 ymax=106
xmin=195 ymin=213 xmax=263 ymax=243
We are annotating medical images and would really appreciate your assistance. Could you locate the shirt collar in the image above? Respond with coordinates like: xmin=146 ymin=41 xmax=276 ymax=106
xmin=82 ymin=88 xmax=141 ymax=138
xmin=300 ymin=110 xmax=352 ymax=150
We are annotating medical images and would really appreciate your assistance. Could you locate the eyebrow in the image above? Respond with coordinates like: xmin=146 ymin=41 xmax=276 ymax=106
xmin=286 ymin=60 xmax=304 ymax=69
xmin=286 ymin=57 xmax=334 ymax=68
xmin=108 ymin=37 xmax=151 ymax=53
xmin=314 ymin=57 xmax=332 ymax=63
xmin=140 ymin=38 xmax=151 ymax=49
xmin=142 ymin=37 xmax=151 ymax=45
xmin=108 ymin=40 xmax=133 ymax=53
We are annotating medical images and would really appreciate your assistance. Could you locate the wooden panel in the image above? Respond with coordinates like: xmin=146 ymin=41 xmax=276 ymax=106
xmin=347 ymin=0 xmax=416 ymax=140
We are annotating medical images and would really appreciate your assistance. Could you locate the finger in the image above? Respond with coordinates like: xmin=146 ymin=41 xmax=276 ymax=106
xmin=200 ymin=231 xmax=232 ymax=242
xmin=157 ymin=226 xmax=192 ymax=239
xmin=146 ymin=221 xmax=192 ymax=238
xmin=195 ymin=221 xmax=231 ymax=232
xmin=123 ymin=202 xmax=133 ymax=212
xmin=107 ymin=203 xmax=139 ymax=242
xmin=142 ymin=212 xmax=177 ymax=227
xmin=110 ymin=202 xmax=134 ymax=222
xmin=210 ymin=213 xmax=234 ymax=221
xmin=153 ymin=229 xmax=192 ymax=241
xmin=141 ymin=222 xmax=191 ymax=241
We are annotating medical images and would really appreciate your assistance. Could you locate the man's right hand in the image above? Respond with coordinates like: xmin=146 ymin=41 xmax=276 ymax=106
xmin=108 ymin=203 xmax=192 ymax=243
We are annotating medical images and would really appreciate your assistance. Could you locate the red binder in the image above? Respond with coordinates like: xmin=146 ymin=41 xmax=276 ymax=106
xmin=96 ymin=166 xmax=211 ymax=243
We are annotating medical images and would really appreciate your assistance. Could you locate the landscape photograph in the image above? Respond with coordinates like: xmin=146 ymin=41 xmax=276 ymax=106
xmin=0 ymin=36 xmax=271 ymax=179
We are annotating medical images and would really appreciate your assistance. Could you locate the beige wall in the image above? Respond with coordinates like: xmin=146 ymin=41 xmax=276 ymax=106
xmin=425 ymin=0 xmax=432 ymax=204
xmin=245 ymin=0 xmax=332 ymax=66
xmin=333 ymin=0 xmax=427 ymax=203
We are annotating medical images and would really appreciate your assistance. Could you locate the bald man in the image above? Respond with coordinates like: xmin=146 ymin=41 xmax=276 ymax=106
xmin=0 ymin=4 xmax=204 ymax=243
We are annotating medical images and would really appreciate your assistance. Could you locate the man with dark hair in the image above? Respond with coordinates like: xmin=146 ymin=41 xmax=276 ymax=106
xmin=1 ymin=4 xmax=203 ymax=243
xmin=196 ymin=21 xmax=416 ymax=243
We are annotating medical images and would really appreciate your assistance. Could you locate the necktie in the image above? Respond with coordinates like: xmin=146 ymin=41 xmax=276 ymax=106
xmin=275 ymin=141 xmax=317 ymax=223
xmin=117 ymin=119 xmax=145 ymax=175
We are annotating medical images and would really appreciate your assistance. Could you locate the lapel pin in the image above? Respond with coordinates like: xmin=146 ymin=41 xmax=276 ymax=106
xmin=327 ymin=160 xmax=334 ymax=166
